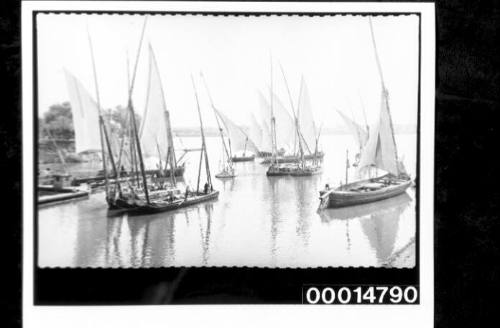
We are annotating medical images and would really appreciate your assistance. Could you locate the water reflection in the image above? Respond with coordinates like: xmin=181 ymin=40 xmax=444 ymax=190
xmin=293 ymin=175 xmax=321 ymax=247
xmin=38 ymin=135 xmax=417 ymax=268
xmin=319 ymin=193 xmax=412 ymax=266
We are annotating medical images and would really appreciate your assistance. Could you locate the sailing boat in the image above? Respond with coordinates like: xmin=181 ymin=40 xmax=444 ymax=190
xmin=258 ymin=83 xmax=324 ymax=165
xmin=214 ymin=110 xmax=259 ymax=163
xmin=200 ymin=73 xmax=236 ymax=179
xmin=318 ymin=18 xmax=412 ymax=209
xmin=109 ymin=22 xmax=218 ymax=214
xmin=282 ymin=73 xmax=323 ymax=177
xmin=111 ymin=72 xmax=219 ymax=214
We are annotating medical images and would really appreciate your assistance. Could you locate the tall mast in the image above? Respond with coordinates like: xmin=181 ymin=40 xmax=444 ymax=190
xmin=127 ymin=17 xmax=150 ymax=203
xmin=191 ymin=75 xmax=212 ymax=192
xmin=369 ymin=17 xmax=399 ymax=174
xmin=279 ymin=64 xmax=304 ymax=165
xmin=87 ymin=26 xmax=121 ymax=198
xmin=200 ymin=72 xmax=232 ymax=164
xmin=269 ymin=54 xmax=278 ymax=164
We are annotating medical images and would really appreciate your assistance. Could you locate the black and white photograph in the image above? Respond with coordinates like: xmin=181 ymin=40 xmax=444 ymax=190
xmin=22 ymin=1 xmax=436 ymax=327
xmin=36 ymin=11 xmax=419 ymax=269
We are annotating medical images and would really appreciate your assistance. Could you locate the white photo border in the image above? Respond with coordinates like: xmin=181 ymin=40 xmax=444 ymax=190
xmin=22 ymin=1 xmax=435 ymax=327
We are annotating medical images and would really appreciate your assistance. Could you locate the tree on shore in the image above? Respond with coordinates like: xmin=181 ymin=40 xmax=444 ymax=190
xmin=39 ymin=103 xmax=141 ymax=141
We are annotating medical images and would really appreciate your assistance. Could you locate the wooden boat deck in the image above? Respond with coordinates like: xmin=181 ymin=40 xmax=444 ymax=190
xmin=319 ymin=175 xmax=412 ymax=209
xmin=111 ymin=190 xmax=219 ymax=216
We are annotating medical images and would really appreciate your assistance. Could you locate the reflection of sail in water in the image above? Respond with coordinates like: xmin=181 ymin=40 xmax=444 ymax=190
xmin=267 ymin=178 xmax=280 ymax=265
xmin=106 ymin=216 xmax=127 ymax=267
xmin=196 ymin=204 xmax=213 ymax=265
xmin=359 ymin=194 xmax=411 ymax=265
xmin=220 ymin=177 xmax=235 ymax=192
xmin=319 ymin=193 xmax=411 ymax=266
xmin=105 ymin=210 xmax=178 ymax=267
xmin=345 ymin=220 xmax=351 ymax=251
xmin=293 ymin=176 xmax=320 ymax=247
xmin=73 ymin=202 xmax=108 ymax=267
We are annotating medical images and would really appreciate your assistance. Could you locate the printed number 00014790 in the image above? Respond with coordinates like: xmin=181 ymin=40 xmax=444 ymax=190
xmin=303 ymin=286 xmax=419 ymax=304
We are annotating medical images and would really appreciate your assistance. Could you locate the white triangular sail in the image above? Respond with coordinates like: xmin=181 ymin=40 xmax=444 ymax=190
xmin=257 ymin=91 xmax=274 ymax=153
xmin=257 ymin=89 xmax=295 ymax=153
xmin=273 ymin=91 xmax=296 ymax=153
xmin=214 ymin=109 xmax=259 ymax=154
xmin=358 ymin=89 xmax=399 ymax=176
xmin=248 ymin=113 xmax=264 ymax=152
xmin=139 ymin=45 xmax=170 ymax=162
xmin=297 ymin=78 xmax=318 ymax=154
xmin=63 ymin=70 xmax=102 ymax=154
xmin=336 ymin=109 xmax=369 ymax=151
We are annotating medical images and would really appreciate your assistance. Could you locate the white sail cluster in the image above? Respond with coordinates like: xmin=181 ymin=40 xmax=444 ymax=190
xmin=257 ymin=89 xmax=295 ymax=153
xmin=139 ymin=44 xmax=170 ymax=161
xmin=63 ymin=70 xmax=102 ymax=154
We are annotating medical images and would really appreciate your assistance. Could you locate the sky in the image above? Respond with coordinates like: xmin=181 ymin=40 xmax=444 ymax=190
xmin=36 ymin=13 xmax=419 ymax=129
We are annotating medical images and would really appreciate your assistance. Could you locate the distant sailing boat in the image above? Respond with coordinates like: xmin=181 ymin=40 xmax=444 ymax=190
xmin=216 ymin=110 xmax=259 ymax=162
xmin=319 ymin=18 xmax=412 ymax=209
xmin=200 ymin=73 xmax=236 ymax=179
xmin=280 ymin=70 xmax=322 ymax=177
xmin=258 ymin=81 xmax=324 ymax=165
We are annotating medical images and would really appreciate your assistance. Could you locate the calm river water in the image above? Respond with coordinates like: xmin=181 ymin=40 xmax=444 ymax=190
xmin=38 ymin=134 xmax=417 ymax=268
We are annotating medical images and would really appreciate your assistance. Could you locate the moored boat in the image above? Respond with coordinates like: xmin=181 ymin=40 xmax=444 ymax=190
xmin=319 ymin=174 xmax=411 ymax=209
xmin=260 ymin=151 xmax=324 ymax=164
xmin=318 ymin=18 xmax=413 ymax=210
xmin=215 ymin=167 xmax=236 ymax=179
xmin=231 ymin=154 xmax=255 ymax=162
xmin=111 ymin=189 xmax=219 ymax=215
xmin=289 ymin=165 xmax=322 ymax=176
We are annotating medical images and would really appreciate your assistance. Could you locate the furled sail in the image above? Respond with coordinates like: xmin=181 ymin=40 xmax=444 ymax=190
xmin=297 ymin=78 xmax=318 ymax=154
xmin=214 ymin=109 xmax=259 ymax=154
xmin=358 ymin=89 xmax=399 ymax=176
xmin=336 ymin=109 xmax=369 ymax=151
xmin=63 ymin=69 xmax=102 ymax=154
xmin=139 ymin=45 xmax=170 ymax=161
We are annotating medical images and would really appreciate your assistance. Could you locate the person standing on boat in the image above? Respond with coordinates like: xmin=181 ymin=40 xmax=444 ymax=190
xmin=185 ymin=186 xmax=190 ymax=200
xmin=204 ymin=182 xmax=209 ymax=194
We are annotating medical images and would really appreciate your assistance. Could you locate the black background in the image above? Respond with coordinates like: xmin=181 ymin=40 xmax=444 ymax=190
xmin=2 ymin=0 xmax=499 ymax=327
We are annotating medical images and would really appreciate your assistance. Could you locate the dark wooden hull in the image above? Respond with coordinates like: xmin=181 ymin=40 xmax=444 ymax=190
xmin=266 ymin=165 xmax=292 ymax=176
xmin=289 ymin=167 xmax=322 ymax=176
xmin=110 ymin=190 xmax=219 ymax=216
xmin=231 ymin=155 xmax=255 ymax=162
xmin=260 ymin=152 xmax=324 ymax=164
xmin=319 ymin=175 xmax=412 ymax=209
xmin=318 ymin=192 xmax=412 ymax=221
